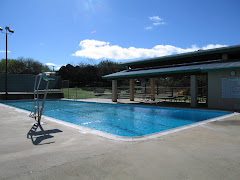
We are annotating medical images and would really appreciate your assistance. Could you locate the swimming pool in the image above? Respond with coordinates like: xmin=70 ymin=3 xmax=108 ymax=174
xmin=1 ymin=100 xmax=231 ymax=138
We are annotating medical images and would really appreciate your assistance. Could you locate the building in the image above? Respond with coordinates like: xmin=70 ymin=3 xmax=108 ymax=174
xmin=103 ymin=45 xmax=240 ymax=111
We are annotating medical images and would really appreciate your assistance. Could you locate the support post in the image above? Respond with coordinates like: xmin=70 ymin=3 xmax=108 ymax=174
xmin=190 ymin=75 xmax=198 ymax=107
xmin=112 ymin=80 xmax=117 ymax=102
xmin=5 ymin=33 xmax=8 ymax=100
xmin=150 ymin=78 xmax=155 ymax=101
xmin=222 ymin=54 xmax=228 ymax=60
xmin=206 ymin=73 xmax=208 ymax=107
xmin=130 ymin=79 xmax=134 ymax=101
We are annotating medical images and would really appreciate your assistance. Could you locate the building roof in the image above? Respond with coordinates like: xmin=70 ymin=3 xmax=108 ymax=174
xmin=120 ymin=45 xmax=240 ymax=68
xmin=103 ymin=61 xmax=240 ymax=79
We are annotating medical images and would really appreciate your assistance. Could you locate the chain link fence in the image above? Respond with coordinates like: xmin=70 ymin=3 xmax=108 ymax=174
xmin=0 ymin=74 xmax=206 ymax=103
xmin=61 ymin=83 xmax=207 ymax=103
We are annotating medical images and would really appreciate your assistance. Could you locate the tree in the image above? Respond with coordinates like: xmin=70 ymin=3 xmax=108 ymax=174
xmin=0 ymin=57 xmax=50 ymax=75
xmin=57 ymin=60 xmax=125 ymax=87
xmin=97 ymin=60 xmax=125 ymax=86
xmin=97 ymin=60 xmax=123 ymax=76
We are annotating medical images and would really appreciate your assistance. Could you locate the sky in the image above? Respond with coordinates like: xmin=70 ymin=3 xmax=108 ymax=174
xmin=0 ymin=0 xmax=240 ymax=70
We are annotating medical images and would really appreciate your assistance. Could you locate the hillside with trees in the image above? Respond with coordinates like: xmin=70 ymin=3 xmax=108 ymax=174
xmin=0 ymin=58 xmax=206 ymax=88
xmin=57 ymin=60 xmax=125 ymax=87
xmin=0 ymin=57 xmax=50 ymax=75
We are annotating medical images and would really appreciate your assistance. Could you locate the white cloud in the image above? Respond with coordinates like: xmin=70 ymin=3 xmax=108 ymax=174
xmin=202 ymin=44 xmax=226 ymax=50
xmin=45 ymin=63 xmax=62 ymax=70
xmin=153 ymin=22 xmax=166 ymax=26
xmin=0 ymin=50 xmax=10 ymax=53
xmin=145 ymin=26 xmax=153 ymax=30
xmin=72 ymin=39 xmax=227 ymax=61
xmin=46 ymin=63 xmax=57 ymax=66
xmin=145 ymin=16 xmax=166 ymax=30
xmin=149 ymin=16 xmax=162 ymax=22
xmin=54 ymin=66 xmax=61 ymax=70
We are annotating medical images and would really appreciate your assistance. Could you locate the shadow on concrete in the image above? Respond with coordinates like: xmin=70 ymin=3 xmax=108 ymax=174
xmin=27 ymin=123 xmax=63 ymax=145
xmin=211 ymin=120 xmax=240 ymax=126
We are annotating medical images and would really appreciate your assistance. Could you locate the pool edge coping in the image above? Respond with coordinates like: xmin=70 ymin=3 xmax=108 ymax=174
xmin=0 ymin=102 xmax=238 ymax=142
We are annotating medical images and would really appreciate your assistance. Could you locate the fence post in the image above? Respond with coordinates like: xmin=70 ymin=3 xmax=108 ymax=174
xmin=68 ymin=80 xmax=69 ymax=99
xmin=130 ymin=79 xmax=134 ymax=101
xmin=190 ymin=75 xmax=198 ymax=107
xmin=76 ymin=87 xmax=77 ymax=100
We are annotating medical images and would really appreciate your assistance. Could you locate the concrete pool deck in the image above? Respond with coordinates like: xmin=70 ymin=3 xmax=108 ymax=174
xmin=1 ymin=101 xmax=240 ymax=179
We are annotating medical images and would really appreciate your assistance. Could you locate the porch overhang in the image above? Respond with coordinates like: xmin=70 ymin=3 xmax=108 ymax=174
xmin=103 ymin=61 xmax=240 ymax=80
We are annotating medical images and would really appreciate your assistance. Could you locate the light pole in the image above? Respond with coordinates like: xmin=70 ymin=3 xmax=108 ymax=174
xmin=0 ymin=27 xmax=3 ymax=95
xmin=1 ymin=27 xmax=14 ymax=100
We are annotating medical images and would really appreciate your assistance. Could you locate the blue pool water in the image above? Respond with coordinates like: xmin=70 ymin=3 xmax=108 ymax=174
xmin=1 ymin=100 xmax=230 ymax=137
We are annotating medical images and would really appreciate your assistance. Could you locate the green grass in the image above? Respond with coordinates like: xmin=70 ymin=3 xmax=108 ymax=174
xmin=61 ymin=88 xmax=112 ymax=99
xmin=62 ymin=88 xmax=94 ymax=99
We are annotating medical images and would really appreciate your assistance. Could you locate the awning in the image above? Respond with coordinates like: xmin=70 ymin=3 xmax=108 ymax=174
xmin=103 ymin=61 xmax=240 ymax=79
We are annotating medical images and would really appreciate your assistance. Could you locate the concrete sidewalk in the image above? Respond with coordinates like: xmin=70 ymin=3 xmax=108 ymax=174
xmin=0 ymin=103 xmax=240 ymax=180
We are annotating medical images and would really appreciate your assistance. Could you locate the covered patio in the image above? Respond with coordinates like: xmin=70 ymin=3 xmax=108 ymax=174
xmin=103 ymin=45 xmax=240 ymax=110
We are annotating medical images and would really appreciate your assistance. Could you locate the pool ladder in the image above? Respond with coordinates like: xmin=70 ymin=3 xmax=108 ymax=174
xmin=29 ymin=71 xmax=54 ymax=125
